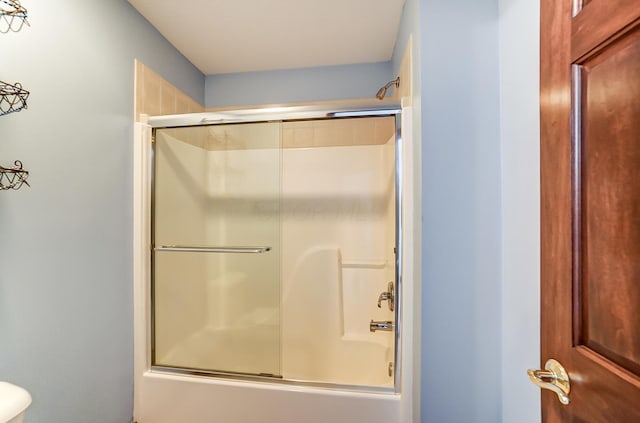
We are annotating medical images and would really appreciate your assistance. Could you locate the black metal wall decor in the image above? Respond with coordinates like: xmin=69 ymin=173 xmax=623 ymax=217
xmin=0 ymin=80 xmax=29 ymax=116
xmin=0 ymin=160 xmax=29 ymax=190
xmin=0 ymin=0 xmax=28 ymax=33
xmin=1 ymin=0 xmax=30 ymax=191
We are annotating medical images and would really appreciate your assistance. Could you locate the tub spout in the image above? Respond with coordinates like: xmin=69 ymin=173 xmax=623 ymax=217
xmin=369 ymin=320 xmax=394 ymax=332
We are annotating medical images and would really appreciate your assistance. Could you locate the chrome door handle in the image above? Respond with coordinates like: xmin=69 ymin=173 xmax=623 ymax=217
xmin=377 ymin=281 xmax=395 ymax=311
xmin=527 ymin=359 xmax=571 ymax=405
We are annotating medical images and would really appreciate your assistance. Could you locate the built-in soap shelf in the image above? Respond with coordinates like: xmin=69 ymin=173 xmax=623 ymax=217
xmin=337 ymin=249 xmax=393 ymax=343
xmin=1 ymin=0 xmax=30 ymax=191
xmin=341 ymin=259 xmax=389 ymax=269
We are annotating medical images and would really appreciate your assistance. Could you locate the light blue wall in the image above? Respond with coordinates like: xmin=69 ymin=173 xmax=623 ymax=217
xmin=499 ymin=0 xmax=541 ymax=421
xmin=205 ymin=62 xmax=392 ymax=108
xmin=0 ymin=1 xmax=204 ymax=422
xmin=0 ymin=1 xmax=529 ymax=422
xmin=419 ymin=0 xmax=502 ymax=422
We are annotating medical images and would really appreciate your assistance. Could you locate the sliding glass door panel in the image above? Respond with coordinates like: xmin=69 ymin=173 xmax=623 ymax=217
xmin=153 ymin=123 xmax=281 ymax=377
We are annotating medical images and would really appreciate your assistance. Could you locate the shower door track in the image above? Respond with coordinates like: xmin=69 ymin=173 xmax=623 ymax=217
xmin=149 ymin=103 xmax=401 ymax=127
xmin=149 ymin=365 xmax=395 ymax=395
xmin=147 ymin=102 xmax=404 ymax=394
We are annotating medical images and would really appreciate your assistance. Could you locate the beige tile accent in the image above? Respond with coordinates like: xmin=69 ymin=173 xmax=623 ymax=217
xmin=158 ymin=126 xmax=208 ymax=150
xmin=391 ymin=34 xmax=413 ymax=104
xmin=141 ymin=65 xmax=163 ymax=117
xmin=134 ymin=59 xmax=204 ymax=122
xmin=134 ymin=61 xmax=144 ymax=120
xmin=160 ymin=83 xmax=177 ymax=115
xmin=283 ymin=117 xmax=395 ymax=149
xmin=175 ymin=93 xmax=204 ymax=115
xmin=155 ymin=116 xmax=394 ymax=152
xmin=204 ymin=98 xmax=391 ymax=113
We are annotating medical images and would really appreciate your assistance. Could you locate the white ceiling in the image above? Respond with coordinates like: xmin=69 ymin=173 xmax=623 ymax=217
xmin=127 ymin=0 xmax=406 ymax=75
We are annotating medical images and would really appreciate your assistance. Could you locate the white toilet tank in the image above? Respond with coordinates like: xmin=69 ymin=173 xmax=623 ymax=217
xmin=0 ymin=382 xmax=32 ymax=423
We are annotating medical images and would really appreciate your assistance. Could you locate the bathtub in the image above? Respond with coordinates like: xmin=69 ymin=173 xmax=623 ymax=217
xmin=133 ymin=105 xmax=416 ymax=423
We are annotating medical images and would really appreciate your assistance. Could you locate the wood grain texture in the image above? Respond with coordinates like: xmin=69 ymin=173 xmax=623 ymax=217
xmin=541 ymin=0 xmax=640 ymax=421
xmin=572 ymin=0 xmax=640 ymax=61
xmin=540 ymin=0 xmax=574 ymax=420
xmin=580 ymin=28 xmax=640 ymax=376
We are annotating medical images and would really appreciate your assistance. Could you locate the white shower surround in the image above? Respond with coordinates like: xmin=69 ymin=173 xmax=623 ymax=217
xmin=132 ymin=105 xmax=416 ymax=423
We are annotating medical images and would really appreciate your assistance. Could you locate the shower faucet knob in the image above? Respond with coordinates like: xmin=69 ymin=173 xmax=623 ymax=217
xmin=377 ymin=281 xmax=395 ymax=311
xmin=377 ymin=292 xmax=391 ymax=307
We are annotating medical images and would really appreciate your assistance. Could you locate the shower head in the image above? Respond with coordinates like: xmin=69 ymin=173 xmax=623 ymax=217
xmin=376 ymin=77 xmax=400 ymax=100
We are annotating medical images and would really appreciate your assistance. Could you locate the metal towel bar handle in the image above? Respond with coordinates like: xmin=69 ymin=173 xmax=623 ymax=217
xmin=155 ymin=245 xmax=271 ymax=254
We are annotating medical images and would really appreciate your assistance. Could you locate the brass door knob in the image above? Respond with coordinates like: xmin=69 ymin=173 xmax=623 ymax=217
xmin=527 ymin=359 xmax=571 ymax=405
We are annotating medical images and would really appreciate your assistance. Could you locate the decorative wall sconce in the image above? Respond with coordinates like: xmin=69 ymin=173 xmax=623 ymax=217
xmin=0 ymin=0 xmax=29 ymax=33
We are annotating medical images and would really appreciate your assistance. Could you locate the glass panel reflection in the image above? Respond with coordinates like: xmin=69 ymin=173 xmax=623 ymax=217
xmin=153 ymin=123 xmax=281 ymax=376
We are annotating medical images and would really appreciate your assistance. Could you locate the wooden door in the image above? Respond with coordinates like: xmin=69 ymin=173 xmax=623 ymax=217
xmin=540 ymin=0 xmax=640 ymax=421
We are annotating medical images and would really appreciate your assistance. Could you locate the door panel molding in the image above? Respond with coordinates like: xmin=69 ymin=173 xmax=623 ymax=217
xmin=571 ymin=0 xmax=640 ymax=61
xmin=541 ymin=0 xmax=640 ymax=420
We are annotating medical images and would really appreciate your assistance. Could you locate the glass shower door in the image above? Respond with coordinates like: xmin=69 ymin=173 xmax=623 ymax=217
xmin=152 ymin=122 xmax=282 ymax=377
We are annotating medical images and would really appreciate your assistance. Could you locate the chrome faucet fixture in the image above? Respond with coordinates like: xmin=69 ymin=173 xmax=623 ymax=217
xmin=369 ymin=320 xmax=394 ymax=332
xmin=377 ymin=281 xmax=395 ymax=311
xmin=375 ymin=77 xmax=400 ymax=100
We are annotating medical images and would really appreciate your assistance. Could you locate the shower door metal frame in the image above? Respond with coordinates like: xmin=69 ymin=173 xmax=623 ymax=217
xmin=147 ymin=102 xmax=404 ymax=394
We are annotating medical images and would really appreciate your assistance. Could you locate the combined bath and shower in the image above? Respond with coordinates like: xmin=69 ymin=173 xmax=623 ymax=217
xmin=376 ymin=77 xmax=400 ymax=100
